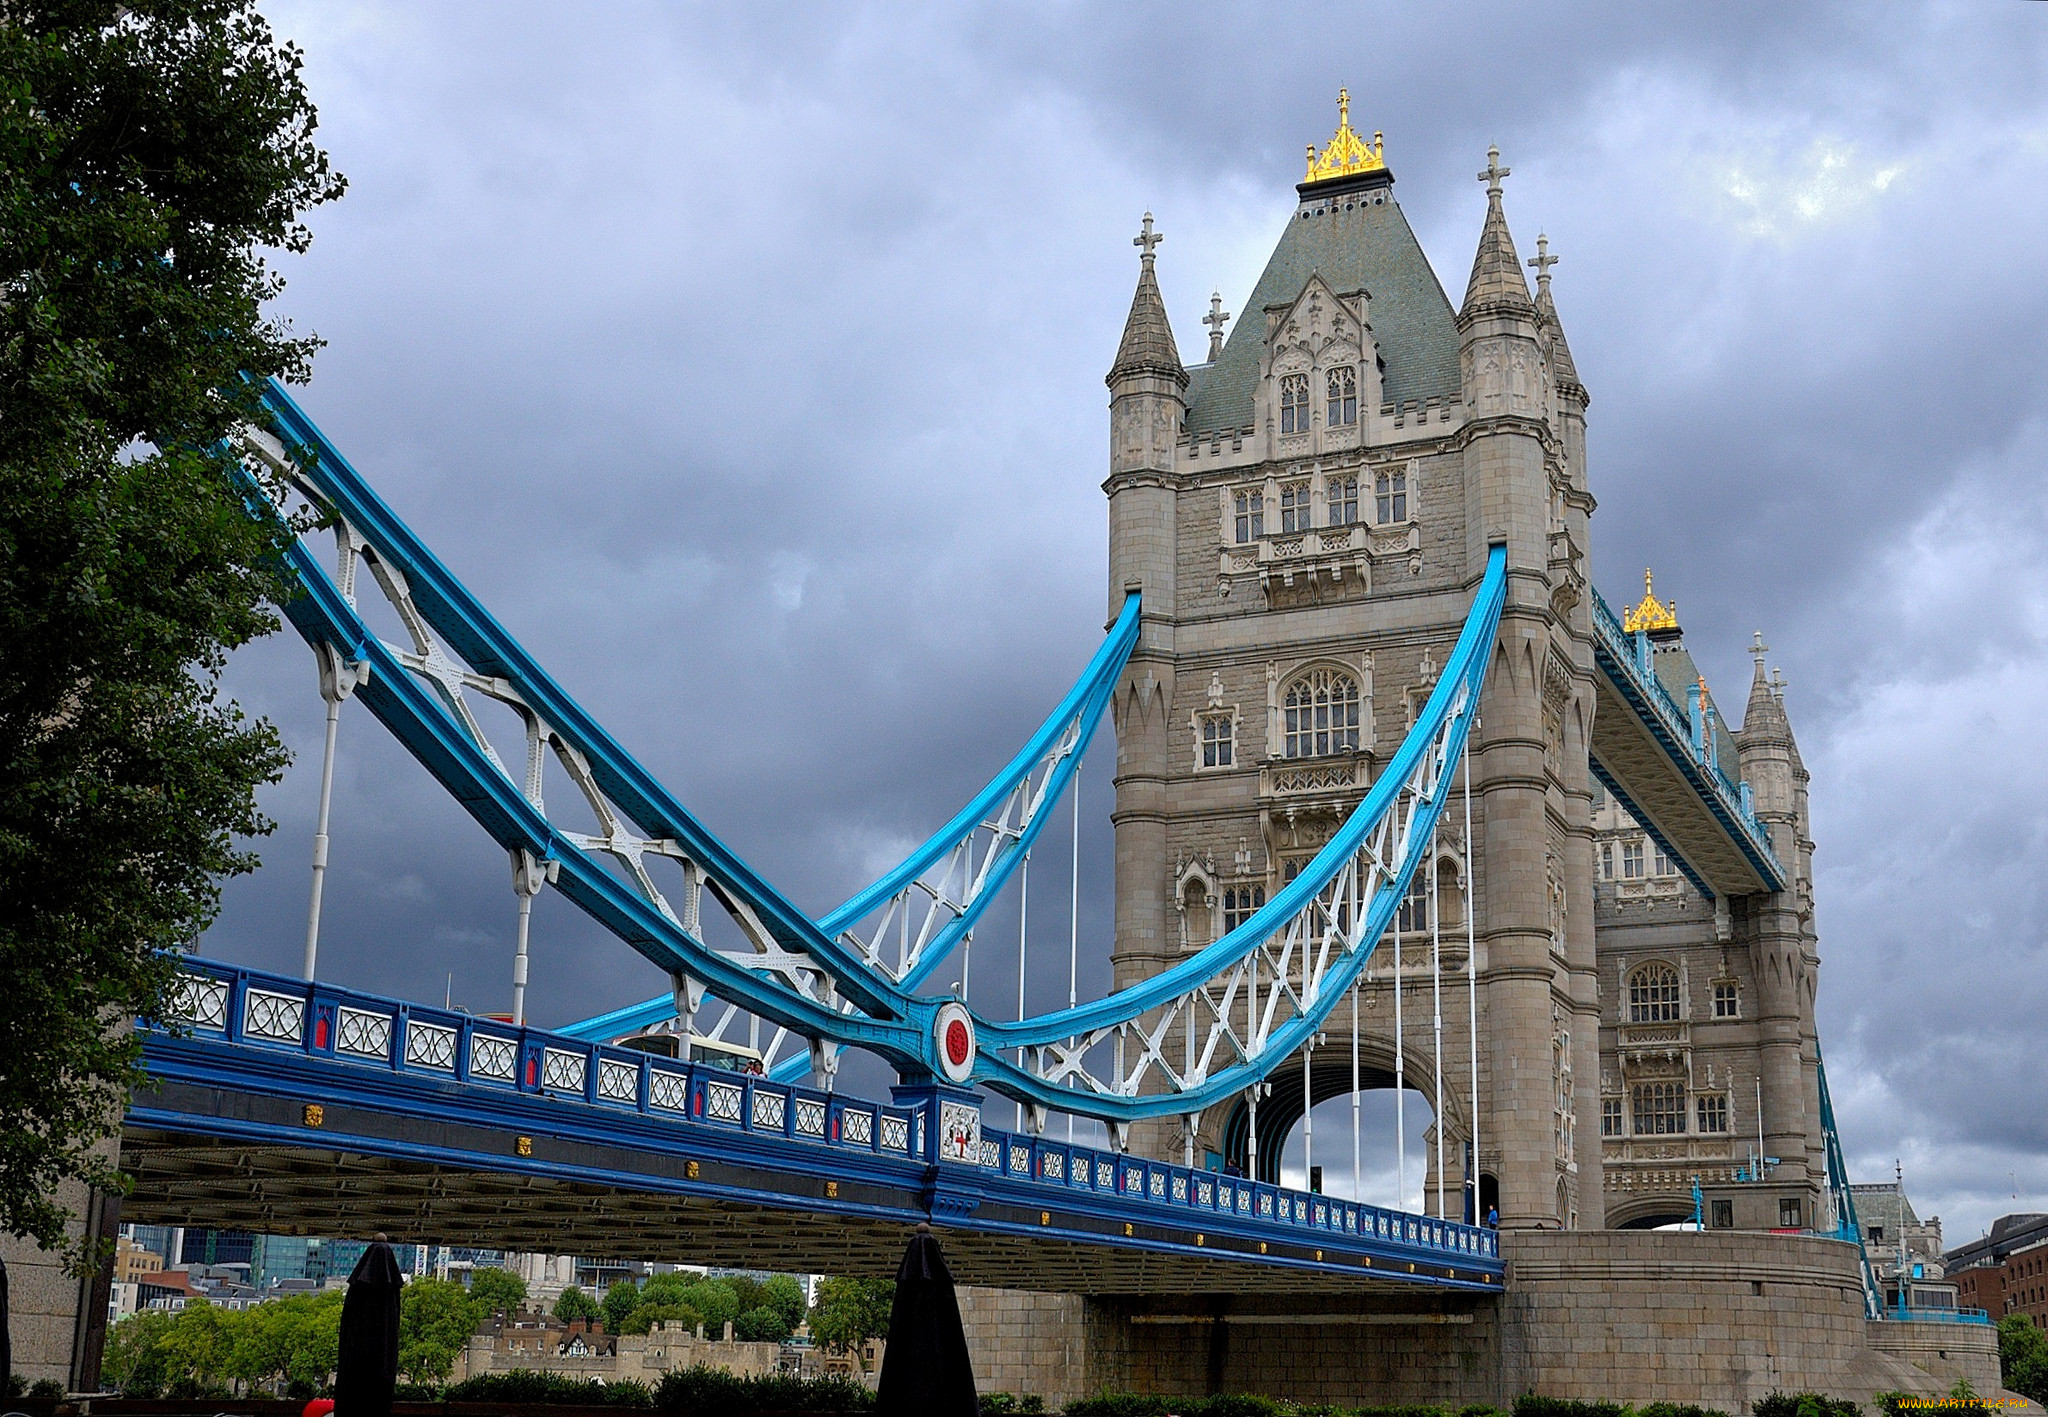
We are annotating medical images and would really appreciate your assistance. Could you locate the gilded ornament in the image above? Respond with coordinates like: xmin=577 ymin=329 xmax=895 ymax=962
xmin=1623 ymin=568 xmax=1680 ymax=634
xmin=1303 ymin=88 xmax=1387 ymax=184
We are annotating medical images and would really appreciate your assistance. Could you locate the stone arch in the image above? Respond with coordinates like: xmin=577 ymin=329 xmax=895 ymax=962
xmin=1215 ymin=1034 xmax=1467 ymax=1186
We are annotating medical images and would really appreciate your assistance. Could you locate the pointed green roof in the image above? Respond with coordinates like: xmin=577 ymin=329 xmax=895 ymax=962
xmin=1184 ymin=185 xmax=1461 ymax=436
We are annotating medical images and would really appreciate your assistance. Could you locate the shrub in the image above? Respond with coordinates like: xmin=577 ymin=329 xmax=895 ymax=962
xmin=1514 ymin=1398 xmax=1627 ymax=1417
xmin=1059 ymin=1397 xmax=1169 ymax=1417
xmin=653 ymin=1364 xmax=875 ymax=1413
xmin=443 ymin=1369 xmax=653 ymax=1407
xmin=979 ymin=1395 xmax=1047 ymax=1415
xmin=392 ymin=1381 xmax=443 ymax=1402
xmin=1641 ymin=1405 xmax=1734 ymax=1417
xmin=27 ymin=1378 xmax=66 ymax=1399
xmin=620 ymin=1302 xmax=704 ymax=1337
xmin=1754 ymin=1394 xmax=1861 ymax=1417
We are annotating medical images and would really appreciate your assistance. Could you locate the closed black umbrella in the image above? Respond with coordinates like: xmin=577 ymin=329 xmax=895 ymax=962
xmin=876 ymin=1222 xmax=976 ymax=1417
xmin=335 ymin=1237 xmax=402 ymax=1417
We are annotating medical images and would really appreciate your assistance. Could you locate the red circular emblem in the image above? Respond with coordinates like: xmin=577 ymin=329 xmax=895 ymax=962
xmin=945 ymin=1018 xmax=971 ymax=1067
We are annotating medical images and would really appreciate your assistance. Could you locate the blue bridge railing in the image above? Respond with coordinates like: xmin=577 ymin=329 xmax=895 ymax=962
xmin=1589 ymin=585 xmax=1784 ymax=892
xmin=148 ymin=958 xmax=1501 ymax=1279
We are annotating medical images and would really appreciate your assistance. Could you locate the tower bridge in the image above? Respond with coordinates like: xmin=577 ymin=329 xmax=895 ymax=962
xmin=104 ymin=95 xmax=2009 ymax=1409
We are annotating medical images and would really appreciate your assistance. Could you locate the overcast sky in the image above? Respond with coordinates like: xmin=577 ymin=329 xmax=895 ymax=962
xmin=204 ymin=1 xmax=2048 ymax=1243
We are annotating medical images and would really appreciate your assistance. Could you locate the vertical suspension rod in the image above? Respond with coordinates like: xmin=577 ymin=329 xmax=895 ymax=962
xmin=1464 ymin=737 xmax=1481 ymax=1226
xmin=1431 ymin=815 xmax=1445 ymax=1220
xmin=1016 ymin=851 xmax=1029 ymax=1130
xmin=1067 ymin=758 xmax=1080 ymax=1143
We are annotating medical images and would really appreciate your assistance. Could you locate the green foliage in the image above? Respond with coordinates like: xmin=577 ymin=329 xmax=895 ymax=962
xmin=225 ymin=1289 xmax=341 ymax=1392
xmin=761 ymin=1274 xmax=808 ymax=1332
xmin=0 ymin=0 xmax=343 ymax=1264
xmin=807 ymin=1275 xmax=894 ymax=1368
xmin=1059 ymin=1397 xmax=1170 ymax=1417
xmin=554 ymin=1283 xmax=603 ymax=1324
xmin=466 ymin=1265 xmax=527 ymax=1317
xmin=682 ymin=1277 xmax=742 ymax=1334
xmin=1998 ymin=1314 xmax=2048 ymax=1404
xmin=27 ymin=1378 xmax=66 ymax=1399
xmin=733 ymin=1304 xmax=792 ymax=1344
xmin=1512 ymin=1399 xmax=1627 ymax=1417
xmin=638 ymin=1271 xmax=696 ymax=1307
xmin=398 ymin=1275 xmax=479 ymax=1384
xmin=443 ymin=1370 xmax=653 ymax=1407
xmin=102 ymin=1307 xmax=176 ymax=1395
xmin=978 ymin=1395 xmax=1047 ymax=1415
xmin=1753 ymin=1395 xmax=1861 ymax=1417
xmin=617 ymin=1302 xmax=701 ymax=1337
xmin=1639 ymin=1406 xmax=1733 ymax=1417
xmin=652 ymin=1364 xmax=875 ymax=1413
xmin=603 ymin=1277 xmax=642 ymax=1332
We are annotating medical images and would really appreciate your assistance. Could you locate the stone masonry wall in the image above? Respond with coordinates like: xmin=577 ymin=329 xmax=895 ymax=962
xmin=959 ymin=1233 xmax=2004 ymax=1410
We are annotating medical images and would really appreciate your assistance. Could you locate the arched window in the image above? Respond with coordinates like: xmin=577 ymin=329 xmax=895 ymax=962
xmin=1627 ymin=963 xmax=1680 ymax=1024
xmin=1182 ymin=879 xmax=1214 ymax=950
xmin=1326 ymin=366 xmax=1358 ymax=426
xmin=1631 ymin=1081 xmax=1687 ymax=1135
xmin=1280 ymin=374 xmax=1310 ymax=434
xmin=1283 ymin=669 xmax=1361 ymax=758
xmin=1327 ymin=475 xmax=1359 ymax=526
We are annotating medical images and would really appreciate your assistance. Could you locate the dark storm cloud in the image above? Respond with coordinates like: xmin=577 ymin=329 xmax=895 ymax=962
xmin=208 ymin=1 xmax=2048 ymax=1235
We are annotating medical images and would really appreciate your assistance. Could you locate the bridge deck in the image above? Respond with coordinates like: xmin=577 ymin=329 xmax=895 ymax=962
xmin=1589 ymin=586 xmax=1784 ymax=898
xmin=128 ymin=961 xmax=1501 ymax=1296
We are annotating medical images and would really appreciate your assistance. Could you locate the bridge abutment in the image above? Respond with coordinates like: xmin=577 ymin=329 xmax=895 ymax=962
xmin=959 ymin=1232 xmax=2002 ymax=1410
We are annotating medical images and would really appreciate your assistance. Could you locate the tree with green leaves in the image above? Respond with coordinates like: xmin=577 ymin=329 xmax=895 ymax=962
xmin=398 ymin=1276 xmax=479 ymax=1384
xmin=600 ymin=1277 xmax=641 ymax=1333
xmin=733 ymin=1305 xmax=792 ymax=1344
xmin=1999 ymin=1314 xmax=2048 ymax=1404
xmin=466 ymin=1266 xmax=526 ymax=1318
xmin=0 ymin=0 xmax=344 ymax=1265
xmin=808 ymin=1276 xmax=893 ymax=1372
xmin=760 ymin=1274 xmax=807 ymax=1333
xmin=681 ymin=1278 xmax=741 ymax=1335
xmin=553 ymin=1284 xmax=601 ymax=1324
xmin=615 ymin=1301 xmax=700 ymax=1337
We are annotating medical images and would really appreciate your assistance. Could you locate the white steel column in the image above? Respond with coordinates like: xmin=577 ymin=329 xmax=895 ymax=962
xmin=1464 ymin=740 xmax=1481 ymax=1223
xmin=1067 ymin=761 xmax=1081 ymax=1143
xmin=303 ymin=646 xmax=367 ymax=981
xmin=1394 ymin=846 xmax=1407 ymax=1210
xmin=509 ymin=850 xmax=554 ymax=1027
xmin=1016 ymin=851 xmax=1029 ymax=1130
xmin=1430 ymin=819 xmax=1445 ymax=1220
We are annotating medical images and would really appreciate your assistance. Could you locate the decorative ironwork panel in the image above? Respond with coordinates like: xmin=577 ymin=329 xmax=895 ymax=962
xmin=880 ymin=1116 xmax=909 ymax=1153
xmin=751 ymin=1089 xmax=787 ymax=1131
xmin=1171 ymin=1175 xmax=1188 ymax=1203
xmin=1236 ymin=1189 xmax=1251 ymax=1214
xmin=794 ymin=1097 xmax=827 ymax=1138
xmin=980 ymin=1140 xmax=1001 ymax=1168
xmin=541 ymin=1048 xmax=586 ymax=1092
xmin=598 ymin=1058 xmax=641 ymax=1102
xmin=1149 ymin=1171 xmax=1166 ymax=1200
xmin=705 ymin=1080 xmax=743 ymax=1123
xmin=1070 ymin=1158 xmax=1091 ymax=1189
xmin=1258 ymin=1192 xmax=1274 ymax=1217
xmin=469 ymin=1033 xmax=516 ymax=1081
xmin=405 ymin=1021 xmax=457 ymax=1071
xmin=842 ymin=1109 xmax=874 ymax=1147
xmin=1197 ymin=1180 xmax=1214 ymax=1206
xmin=1314 ymin=1203 xmax=1328 ymax=1226
xmin=244 ymin=989 xmax=305 ymax=1044
xmin=1042 ymin=1152 xmax=1065 ymax=1181
xmin=336 ymin=1007 xmax=392 ymax=1059
xmin=171 ymin=973 xmax=229 ymax=1030
xmin=1009 ymin=1144 xmax=1030 ymax=1175
xmin=647 ymin=1069 xmax=688 ymax=1112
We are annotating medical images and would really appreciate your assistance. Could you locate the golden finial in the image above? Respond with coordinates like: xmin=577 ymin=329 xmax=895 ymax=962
xmin=1304 ymin=88 xmax=1387 ymax=185
xmin=1623 ymin=568 xmax=1680 ymax=635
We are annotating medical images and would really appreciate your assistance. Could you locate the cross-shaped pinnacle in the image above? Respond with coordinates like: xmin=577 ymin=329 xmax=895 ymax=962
xmin=1134 ymin=212 xmax=1162 ymax=264
xmin=1478 ymin=144 xmax=1511 ymax=199
xmin=1203 ymin=291 xmax=1231 ymax=360
xmin=1751 ymin=630 xmax=1770 ymax=668
xmin=1527 ymin=233 xmax=1558 ymax=291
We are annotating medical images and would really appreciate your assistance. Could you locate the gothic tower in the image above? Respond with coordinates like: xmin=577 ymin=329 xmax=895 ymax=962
xmin=1102 ymin=98 xmax=1601 ymax=1227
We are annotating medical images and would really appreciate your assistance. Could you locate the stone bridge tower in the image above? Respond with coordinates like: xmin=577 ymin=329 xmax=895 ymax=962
xmin=1103 ymin=98 xmax=1603 ymax=1229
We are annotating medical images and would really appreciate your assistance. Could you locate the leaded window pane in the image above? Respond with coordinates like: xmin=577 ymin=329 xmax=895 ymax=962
xmin=1326 ymin=366 xmax=1357 ymax=426
xmin=1234 ymin=490 xmax=1264 ymax=543
xmin=1329 ymin=476 xmax=1359 ymax=526
xmin=1282 ymin=669 xmax=1361 ymax=758
xmin=1280 ymin=482 xmax=1310 ymax=533
xmin=1280 ymin=374 xmax=1310 ymax=434
xmin=1628 ymin=964 xmax=1680 ymax=1023
xmin=1375 ymin=469 xmax=1408 ymax=523
xmin=1631 ymin=1081 xmax=1687 ymax=1135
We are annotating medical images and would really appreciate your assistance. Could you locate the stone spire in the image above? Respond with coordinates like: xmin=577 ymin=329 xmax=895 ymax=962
xmin=1107 ymin=212 xmax=1187 ymax=388
xmin=1527 ymin=233 xmax=1584 ymax=396
xmin=1739 ymin=632 xmax=1794 ymax=747
xmin=1459 ymin=146 xmax=1533 ymax=322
